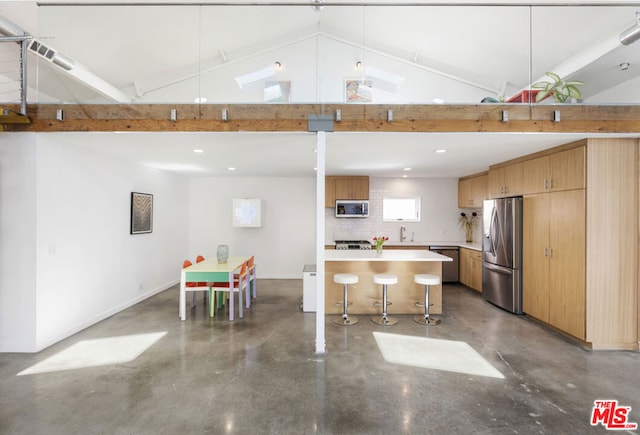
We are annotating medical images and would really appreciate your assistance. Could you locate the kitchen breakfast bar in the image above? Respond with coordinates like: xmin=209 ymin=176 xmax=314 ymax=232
xmin=324 ymin=249 xmax=452 ymax=315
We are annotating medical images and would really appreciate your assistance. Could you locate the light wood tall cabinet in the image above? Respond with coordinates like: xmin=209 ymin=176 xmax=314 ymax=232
xmin=458 ymin=173 xmax=487 ymax=208
xmin=488 ymin=162 xmax=524 ymax=198
xmin=325 ymin=176 xmax=369 ymax=207
xmin=524 ymin=190 xmax=586 ymax=339
xmin=584 ymin=139 xmax=638 ymax=349
xmin=522 ymin=138 xmax=638 ymax=350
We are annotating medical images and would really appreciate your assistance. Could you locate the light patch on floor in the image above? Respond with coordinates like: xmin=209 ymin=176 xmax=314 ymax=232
xmin=373 ymin=332 xmax=504 ymax=379
xmin=17 ymin=332 xmax=167 ymax=376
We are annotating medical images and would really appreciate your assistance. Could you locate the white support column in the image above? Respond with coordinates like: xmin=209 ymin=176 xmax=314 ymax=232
xmin=315 ymin=131 xmax=326 ymax=354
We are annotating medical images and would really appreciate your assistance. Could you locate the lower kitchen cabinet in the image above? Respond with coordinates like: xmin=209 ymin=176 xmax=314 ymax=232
xmin=459 ymin=248 xmax=482 ymax=292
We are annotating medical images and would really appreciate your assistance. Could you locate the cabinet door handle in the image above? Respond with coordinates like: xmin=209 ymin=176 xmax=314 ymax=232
xmin=549 ymin=248 xmax=553 ymax=258
xmin=550 ymin=178 xmax=554 ymax=189
xmin=543 ymin=179 xmax=547 ymax=190
xmin=544 ymin=247 xmax=547 ymax=257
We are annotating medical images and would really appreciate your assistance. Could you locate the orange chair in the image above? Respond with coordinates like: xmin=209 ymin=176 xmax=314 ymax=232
xmin=234 ymin=256 xmax=256 ymax=306
xmin=210 ymin=261 xmax=249 ymax=320
xmin=248 ymin=256 xmax=257 ymax=300
xmin=183 ymin=259 xmax=210 ymax=310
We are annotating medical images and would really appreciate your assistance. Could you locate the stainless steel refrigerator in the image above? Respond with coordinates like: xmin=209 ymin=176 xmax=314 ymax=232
xmin=482 ymin=197 xmax=523 ymax=314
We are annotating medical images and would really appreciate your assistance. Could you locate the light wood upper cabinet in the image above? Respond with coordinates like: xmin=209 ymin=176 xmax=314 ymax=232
xmin=523 ymin=156 xmax=550 ymax=194
xmin=523 ymin=146 xmax=585 ymax=194
xmin=488 ymin=163 xmax=523 ymax=198
xmin=325 ymin=176 xmax=369 ymax=207
xmin=458 ymin=178 xmax=472 ymax=208
xmin=325 ymin=176 xmax=337 ymax=207
xmin=458 ymin=174 xmax=487 ymax=208
xmin=471 ymin=175 xmax=488 ymax=206
xmin=550 ymin=146 xmax=585 ymax=191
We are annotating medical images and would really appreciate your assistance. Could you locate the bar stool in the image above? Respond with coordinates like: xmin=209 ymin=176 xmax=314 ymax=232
xmin=414 ymin=274 xmax=441 ymax=325
xmin=333 ymin=273 xmax=359 ymax=325
xmin=371 ymin=273 xmax=398 ymax=326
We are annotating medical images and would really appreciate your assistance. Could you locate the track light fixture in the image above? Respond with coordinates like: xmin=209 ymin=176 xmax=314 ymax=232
xmin=620 ymin=11 xmax=640 ymax=45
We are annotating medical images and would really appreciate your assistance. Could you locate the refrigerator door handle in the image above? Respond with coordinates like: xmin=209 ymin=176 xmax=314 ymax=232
xmin=489 ymin=206 xmax=499 ymax=256
xmin=483 ymin=262 xmax=513 ymax=275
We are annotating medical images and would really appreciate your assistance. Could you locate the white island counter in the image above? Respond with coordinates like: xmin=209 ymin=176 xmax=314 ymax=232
xmin=325 ymin=249 xmax=453 ymax=262
xmin=325 ymin=249 xmax=452 ymax=316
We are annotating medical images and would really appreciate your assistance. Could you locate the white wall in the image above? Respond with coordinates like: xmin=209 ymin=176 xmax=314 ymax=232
xmin=188 ymin=176 xmax=316 ymax=278
xmin=0 ymin=134 xmax=38 ymax=352
xmin=326 ymin=177 xmax=482 ymax=244
xmin=0 ymin=133 xmax=189 ymax=352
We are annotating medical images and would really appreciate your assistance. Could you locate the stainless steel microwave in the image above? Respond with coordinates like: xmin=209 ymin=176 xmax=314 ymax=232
xmin=335 ymin=200 xmax=369 ymax=218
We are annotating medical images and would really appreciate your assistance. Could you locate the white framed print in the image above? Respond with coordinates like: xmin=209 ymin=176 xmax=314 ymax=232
xmin=232 ymin=198 xmax=262 ymax=227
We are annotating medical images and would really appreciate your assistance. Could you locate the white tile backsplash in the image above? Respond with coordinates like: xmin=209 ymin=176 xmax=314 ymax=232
xmin=326 ymin=177 xmax=482 ymax=244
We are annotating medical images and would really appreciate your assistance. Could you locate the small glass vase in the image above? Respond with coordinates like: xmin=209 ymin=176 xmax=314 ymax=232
xmin=376 ymin=244 xmax=383 ymax=255
xmin=216 ymin=244 xmax=229 ymax=264
xmin=465 ymin=226 xmax=473 ymax=243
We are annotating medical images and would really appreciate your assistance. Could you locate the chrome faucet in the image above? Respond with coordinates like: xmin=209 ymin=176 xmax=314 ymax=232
xmin=400 ymin=225 xmax=407 ymax=242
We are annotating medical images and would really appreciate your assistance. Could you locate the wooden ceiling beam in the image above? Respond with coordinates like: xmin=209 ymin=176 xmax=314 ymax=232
xmin=2 ymin=103 xmax=640 ymax=134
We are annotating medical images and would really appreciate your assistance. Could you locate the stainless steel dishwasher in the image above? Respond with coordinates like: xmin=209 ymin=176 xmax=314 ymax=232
xmin=429 ymin=246 xmax=459 ymax=282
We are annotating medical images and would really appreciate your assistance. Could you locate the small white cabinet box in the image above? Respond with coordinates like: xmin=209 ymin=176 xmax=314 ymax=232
xmin=302 ymin=264 xmax=317 ymax=312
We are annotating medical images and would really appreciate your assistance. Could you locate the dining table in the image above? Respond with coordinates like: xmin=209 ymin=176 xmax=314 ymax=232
xmin=179 ymin=256 xmax=250 ymax=321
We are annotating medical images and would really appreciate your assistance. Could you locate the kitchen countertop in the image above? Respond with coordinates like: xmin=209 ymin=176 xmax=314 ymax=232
xmin=325 ymin=249 xmax=453 ymax=262
xmin=373 ymin=241 xmax=482 ymax=251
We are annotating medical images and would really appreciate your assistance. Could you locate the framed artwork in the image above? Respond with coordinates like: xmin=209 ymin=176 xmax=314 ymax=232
xmin=130 ymin=192 xmax=153 ymax=234
xmin=345 ymin=79 xmax=372 ymax=102
xmin=232 ymin=198 xmax=262 ymax=227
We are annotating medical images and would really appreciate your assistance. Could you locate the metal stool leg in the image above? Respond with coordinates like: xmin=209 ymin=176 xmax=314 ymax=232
xmin=333 ymin=283 xmax=358 ymax=325
xmin=414 ymin=284 xmax=441 ymax=325
xmin=371 ymin=284 xmax=398 ymax=325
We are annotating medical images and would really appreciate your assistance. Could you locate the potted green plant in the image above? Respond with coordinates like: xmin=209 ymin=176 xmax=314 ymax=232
xmin=531 ymin=72 xmax=584 ymax=103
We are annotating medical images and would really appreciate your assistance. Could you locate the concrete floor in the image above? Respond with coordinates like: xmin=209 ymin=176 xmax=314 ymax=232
xmin=1 ymin=280 xmax=639 ymax=434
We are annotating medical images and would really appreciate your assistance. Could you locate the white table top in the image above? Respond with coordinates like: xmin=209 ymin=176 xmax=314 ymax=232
xmin=325 ymin=249 xmax=453 ymax=262
xmin=183 ymin=256 xmax=248 ymax=273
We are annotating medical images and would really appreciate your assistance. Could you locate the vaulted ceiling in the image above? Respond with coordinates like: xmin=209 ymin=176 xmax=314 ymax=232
xmin=1 ymin=1 xmax=639 ymax=177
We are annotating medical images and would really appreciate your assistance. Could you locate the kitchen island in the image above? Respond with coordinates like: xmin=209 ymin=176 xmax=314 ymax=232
xmin=325 ymin=249 xmax=452 ymax=315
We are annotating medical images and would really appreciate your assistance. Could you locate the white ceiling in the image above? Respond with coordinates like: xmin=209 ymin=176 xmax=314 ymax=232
xmin=1 ymin=1 xmax=640 ymax=177
xmin=70 ymin=130 xmax=612 ymax=178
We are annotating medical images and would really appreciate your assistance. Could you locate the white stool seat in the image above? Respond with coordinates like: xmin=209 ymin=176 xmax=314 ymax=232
xmin=373 ymin=274 xmax=398 ymax=285
xmin=334 ymin=273 xmax=359 ymax=285
xmin=415 ymin=274 xmax=440 ymax=286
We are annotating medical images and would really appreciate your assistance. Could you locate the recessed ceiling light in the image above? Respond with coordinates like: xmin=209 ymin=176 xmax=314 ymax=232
xmin=435 ymin=149 xmax=447 ymax=154
xmin=227 ymin=167 xmax=236 ymax=171
xmin=193 ymin=148 xmax=204 ymax=153
xmin=402 ymin=174 xmax=409 ymax=178
xmin=403 ymin=167 xmax=412 ymax=171
xmin=194 ymin=97 xmax=207 ymax=104
xmin=433 ymin=98 xmax=445 ymax=104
